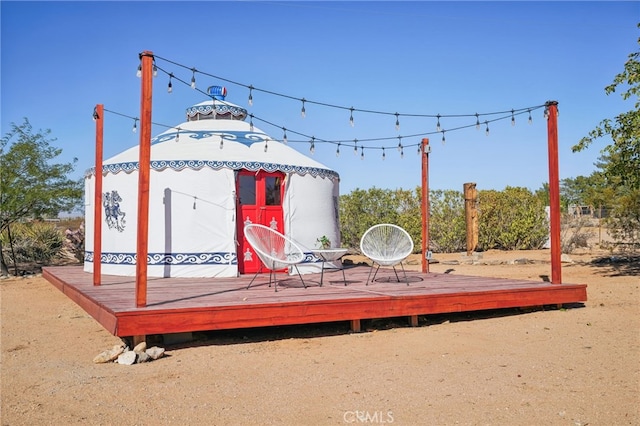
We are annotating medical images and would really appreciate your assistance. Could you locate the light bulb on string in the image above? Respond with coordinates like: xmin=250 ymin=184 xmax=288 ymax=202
xmin=132 ymin=119 xmax=138 ymax=133
xmin=248 ymin=85 xmax=254 ymax=106
xmin=395 ymin=113 xmax=400 ymax=131
xmin=382 ymin=147 xmax=386 ymax=161
xmin=309 ymin=137 xmax=315 ymax=154
xmin=353 ymin=140 xmax=358 ymax=156
xmin=475 ymin=113 xmax=480 ymax=130
xmin=282 ymin=128 xmax=288 ymax=144
xmin=249 ymin=114 xmax=254 ymax=132
xmin=220 ymin=138 xmax=224 ymax=149
xmin=336 ymin=143 xmax=341 ymax=157
xmin=349 ymin=107 xmax=355 ymax=127
xmin=175 ymin=129 xmax=180 ymax=143
xmin=528 ymin=109 xmax=533 ymax=124
xmin=92 ymin=107 xmax=99 ymax=121
xmin=153 ymin=63 xmax=158 ymax=77
xmin=361 ymin=147 xmax=364 ymax=160
xmin=193 ymin=197 xmax=197 ymax=210
xmin=301 ymin=98 xmax=306 ymax=118
xmin=511 ymin=109 xmax=516 ymax=126
xmin=397 ymin=136 xmax=403 ymax=152
xmin=436 ymin=114 xmax=441 ymax=132
xmin=264 ymin=139 xmax=269 ymax=153
xmin=441 ymin=130 xmax=446 ymax=145
xmin=190 ymin=68 xmax=197 ymax=89
xmin=417 ymin=145 xmax=421 ymax=155
xmin=136 ymin=63 xmax=142 ymax=78
xmin=485 ymin=121 xmax=490 ymax=136
xmin=167 ymin=74 xmax=173 ymax=93
xmin=400 ymin=147 xmax=404 ymax=159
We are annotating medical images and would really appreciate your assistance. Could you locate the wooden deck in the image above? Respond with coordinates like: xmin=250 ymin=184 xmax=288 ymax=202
xmin=43 ymin=265 xmax=587 ymax=338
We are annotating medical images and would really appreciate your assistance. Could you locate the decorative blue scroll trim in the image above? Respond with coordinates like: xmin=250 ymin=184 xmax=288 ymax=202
xmin=151 ymin=130 xmax=264 ymax=146
xmin=185 ymin=104 xmax=247 ymax=118
xmin=85 ymin=251 xmax=238 ymax=266
xmin=85 ymin=159 xmax=339 ymax=180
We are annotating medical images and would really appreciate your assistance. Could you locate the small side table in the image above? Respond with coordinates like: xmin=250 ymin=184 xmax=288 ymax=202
xmin=311 ymin=248 xmax=349 ymax=286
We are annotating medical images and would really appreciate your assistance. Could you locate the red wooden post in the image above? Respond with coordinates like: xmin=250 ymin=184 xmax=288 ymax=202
xmin=546 ymin=101 xmax=562 ymax=284
xmin=136 ymin=51 xmax=154 ymax=307
xmin=421 ymin=138 xmax=430 ymax=273
xmin=93 ymin=104 xmax=104 ymax=286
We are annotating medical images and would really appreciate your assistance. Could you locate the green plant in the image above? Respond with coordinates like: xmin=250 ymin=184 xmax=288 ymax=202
xmin=316 ymin=235 xmax=331 ymax=249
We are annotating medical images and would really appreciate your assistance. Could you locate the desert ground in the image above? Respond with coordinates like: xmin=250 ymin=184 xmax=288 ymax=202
xmin=1 ymin=247 xmax=638 ymax=425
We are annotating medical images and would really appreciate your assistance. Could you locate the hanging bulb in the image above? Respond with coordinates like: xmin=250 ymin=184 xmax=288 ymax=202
xmin=249 ymin=114 xmax=254 ymax=132
xmin=264 ymin=139 xmax=269 ymax=153
xmin=544 ymin=106 xmax=549 ymax=120
xmin=190 ymin=68 xmax=197 ymax=89
xmin=485 ymin=121 xmax=490 ymax=136
xmin=175 ymin=129 xmax=180 ymax=142
xmin=349 ymin=107 xmax=355 ymax=127
xmin=248 ymin=85 xmax=254 ymax=106
xmin=382 ymin=147 xmax=386 ymax=161
xmin=395 ymin=113 xmax=400 ymax=131
xmin=361 ymin=146 xmax=364 ymax=160
xmin=309 ymin=137 xmax=315 ymax=154
xmin=153 ymin=63 xmax=158 ymax=77
xmin=92 ymin=107 xmax=99 ymax=121
xmin=397 ymin=136 xmax=403 ymax=152
xmin=132 ymin=119 xmax=138 ymax=133
xmin=167 ymin=74 xmax=173 ymax=93
xmin=193 ymin=197 xmax=197 ymax=210
xmin=436 ymin=114 xmax=441 ymax=132
xmin=511 ymin=109 xmax=516 ymax=126
xmin=528 ymin=109 xmax=533 ymax=124
xmin=417 ymin=145 xmax=422 ymax=155
xmin=475 ymin=113 xmax=480 ymax=130
xmin=301 ymin=98 xmax=306 ymax=118
xmin=400 ymin=147 xmax=404 ymax=159
xmin=336 ymin=143 xmax=341 ymax=157
xmin=282 ymin=128 xmax=288 ymax=144
xmin=353 ymin=140 xmax=358 ymax=156
xmin=220 ymin=139 xmax=224 ymax=149
xmin=136 ymin=63 xmax=142 ymax=77
xmin=441 ymin=130 xmax=446 ymax=145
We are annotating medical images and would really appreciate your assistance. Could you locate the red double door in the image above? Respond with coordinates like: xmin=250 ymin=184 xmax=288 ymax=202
xmin=236 ymin=170 xmax=285 ymax=274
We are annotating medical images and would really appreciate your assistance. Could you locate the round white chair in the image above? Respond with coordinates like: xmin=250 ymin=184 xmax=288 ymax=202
xmin=360 ymin=224 xmax=414 ymax=285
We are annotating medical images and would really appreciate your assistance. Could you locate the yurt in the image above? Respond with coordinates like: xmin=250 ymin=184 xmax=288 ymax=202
xmin=84 ymin=87 xmax=341 ymax=278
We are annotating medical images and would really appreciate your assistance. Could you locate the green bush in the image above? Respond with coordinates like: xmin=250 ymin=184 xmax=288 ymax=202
xmin=1 ymin=222 xmax=64 ymax=265
xmin=428 ymin=189 xmax=466 ymax=252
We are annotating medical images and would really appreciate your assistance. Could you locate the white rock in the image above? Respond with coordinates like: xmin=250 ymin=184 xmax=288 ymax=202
xmin=145 ymin=346 xmax=165 ymax=360
xmin=116 ymin=351 xmax=137 ymax=365
xmin=93 ymin=345 xmax=125 ymax=364
xmin=133 ymin=341 xmax=147 ymax=353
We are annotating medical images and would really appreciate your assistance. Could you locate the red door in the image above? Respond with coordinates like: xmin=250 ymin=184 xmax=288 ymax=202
xmin=237 ymin=170 xmax=285 ymax=274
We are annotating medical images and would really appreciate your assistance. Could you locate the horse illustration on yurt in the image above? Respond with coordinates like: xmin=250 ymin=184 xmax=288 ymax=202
xmin=84 ymin=87 xmax=340 ymax=278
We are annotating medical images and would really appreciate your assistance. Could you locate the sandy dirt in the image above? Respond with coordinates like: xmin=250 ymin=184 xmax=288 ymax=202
xmin=1 ymin=248 xmax=638 ymax=425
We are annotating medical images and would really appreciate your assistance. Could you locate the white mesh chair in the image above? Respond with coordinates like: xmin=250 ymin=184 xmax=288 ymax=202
xmin=360 ymin=224 xmax=414 ymax=285
xmin=244 ymin=224 xmax=307 ymax=292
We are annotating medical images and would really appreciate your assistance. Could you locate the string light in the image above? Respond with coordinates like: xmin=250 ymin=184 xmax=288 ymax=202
xmin=511 ymin=109 xmax=515 ymax=126
xmin=175 ymin=128 xmax=180 ymax=142
xmin=248 ymin=85 xmax=254 ymax=106
xmin=382 ymin=147 xmax=386 ymax=161
xmin=264 ymin=138 xmax=269 ymax=153
xmin=132 ymin=118 xmax=138 ymax=133
xmin=249 ymin=114 xmax=254 ymax=132
xmin=336 ymin=142 xmax=341 ymax=157
xmin=193 ymin=196 xmax=197 ymax=210
xmin=485 ymin=121 xmax=490 ymax=136
xmin=309 ymin=136 xmax=315 ymax=154
xmin=528 ymin=109 xmax=533 ymax=124
xmin=167 ymin=73 xmax=173 ymax=93
xmin=361 ymin=146 xmax=364 ymax=160
xmin=475 ymin=113 xmax=480 ymax=130
xmin=400 ymin=146 xmax=404 ymax=159
xmin=153 ymin=63 xmax=158 ymax=78
xmin=301 ymin=98 xmax=306 ymax=118
xmin=353 ymin=140 xmax=358 ymax=156
xmin=417 ymin=145 xmax=421 ymax=155
xmin=349 ymin=107 xmax=355 ymax=127
xmin=190 ymin=68 xmax=197 ymax=89
xmin=136 ymin=63 xmax=142 ymax=78
xmin=92 ymin=107 xmax=99 ymax=121
xmin=436 ymin=114 xmax=441 ymax=132
xmin=397 ymin=136 xmax=403 ymax=152
xmin=220 ymin=138 xmax=224 ymax=149
xmin=282 ymin=127 xmax=288 ymax=144
xmin=395 ymin=112 xmax=400 ymax=131
xmin=441 ymin=130 xmax=446 ymax=144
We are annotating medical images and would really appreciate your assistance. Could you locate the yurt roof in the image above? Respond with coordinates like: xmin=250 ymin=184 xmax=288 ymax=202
xmin=91 ymin=90 xmax=338 ymax=180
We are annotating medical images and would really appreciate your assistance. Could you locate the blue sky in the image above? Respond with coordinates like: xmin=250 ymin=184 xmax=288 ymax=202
xmin=2 ymin=1 xmax=638 ymax=194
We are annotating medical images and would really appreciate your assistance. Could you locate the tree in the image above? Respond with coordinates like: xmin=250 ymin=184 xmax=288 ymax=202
xmin=0 ymin=118 xmax=83 ymax=275
xmin=572 ymin=26 xmax=640 ymax=248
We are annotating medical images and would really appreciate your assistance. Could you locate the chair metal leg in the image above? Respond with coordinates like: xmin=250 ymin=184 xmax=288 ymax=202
xmin=247 ymin=264 xmax=264 ymax=290
xmin=400 ymin=262 xmax=410 ymax=286
xmin=366 ymin=263 xmax=380 ymax=285
xmin=293 ymin=265 xmax=307 ymax=289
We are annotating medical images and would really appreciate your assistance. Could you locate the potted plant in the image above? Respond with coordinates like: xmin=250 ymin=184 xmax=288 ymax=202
xmin=316 ymin=235 xmax=331 ymax=249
